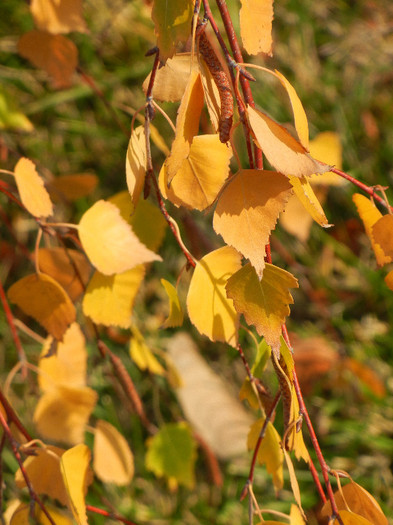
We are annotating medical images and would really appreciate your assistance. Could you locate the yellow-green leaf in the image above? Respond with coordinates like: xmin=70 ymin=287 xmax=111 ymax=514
xmin=240 ymin=0 xmax=273 ymax=56
xmin=226 ymin=263 xmax=298 ymax=353
xmin=78 ymin=200 xmax=161 ymax=275
xmin=82 ymin=265 xmax=145 ymax=328
xmin=214 ymin=170 xmax=292 ymax=277
xmin=187 ymin=246 xmax=242 ymax=347
xmin=94 ymin=420 xmax=134 ymax=485
xmin=14 ymin=157 xmax=53 ymax=218
xmin=0 ymin=89 xmax=33 ymax=131
xmin=161 ymin=279 xmax=183 ymax=328
xmin=8 ymin=273 xmax=75 ymax=340
xmin=145 ymin=422 xmax=197 ymax=489
xmin=60 ymin=444 xmax=92 ymax=525
xmin=126 ymin=126 xmax=146 ymax=208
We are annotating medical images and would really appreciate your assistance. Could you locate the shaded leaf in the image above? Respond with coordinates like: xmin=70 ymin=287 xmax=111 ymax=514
xmin=83 ymin=265 xmax=145 ymax=329
xmin=187 ymin=246 xmax=242 ymax=347
xmin=372 ymin=214 xmax=393 ymax=260
xmin=161 ymin=279 xmax=183 ymax=328
xmin=126 ymin=126 xmax=146 ymax=208
xmin=247 ymin=105 xmax=330 ymax=177
xmin=129 ymin=325 xmax=165 ymax=375
xmin=94 ymin=420 xmax=134 ymax=485
xmin=18 ymin=30 xmax=78 ymax=89
xmin=34 ymin=385 xmax=97 ymax=445
xmin=385 ymin=270 xmax=393 ymax=291
xmin=48 ymin=173 xmax=98 ymax=202
xmin=10 ymin=503 xmax=73 ymax=525
xmin=145 ymin=421 xmax=197 ymax=489
xmin=0 ymin=89 xmax=33 ymax=131
xmin=30 ymin=0 xmax=87 ymax=34
xmin=199 ymin=51 xmax=221 ymax=133
xmin=60 ymin=444 xmax=92 ymax=525
xmin=240 ymin=0 xmax=273 ymax=56
xmin=247 ymin=418 xmax=284 ymax=491
xmin=39 ymin=322 xmax=87 ymax=392
xmin=226 ymin=263 xmax=298 ymax=353
xmin=8 ymin=273 xmax=76 ymax=340
xmin=78 ymin=200 xmax=161 ymax=276
xmin=14 ymin=157 xmax=53 ymax=218
xmin=214 ymin=170 xmax=292 ymax=277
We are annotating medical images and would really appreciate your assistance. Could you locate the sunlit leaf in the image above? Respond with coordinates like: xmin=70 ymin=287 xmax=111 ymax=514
xmin=161 ymin=134 xmax=232 ymax=210
xmin=38 ymin=247 xmax=91 ymax=302
xmin=165 ymin=70 xmax=204 ymax=185
xmin=332 ymin=511 xmax=373 ymax=525
xmin=8 ymin=273 xmax=76 ymax=340
xmin=353 ymin=193 xmax=391 ymax=266
xmin=240 ymin=0 xmax=273 ymax=56
xmin=372 ymin=214 xmax=393 ymax=260
xmin=151 ymin=0 xmax=194 ymax=61
xmin=307 ymin=131 xmax=343 ymax=185
xmin=290 ymin=504 xmax=306 ymax=525
xmin=161 ymin=279 xmax=183 ymax=328
xmin=48 ymin=173 xmax=98 ymax=202
xmin=145 ymin=422 xmax=197 ymax=489
xmin=129 ymin=325 xmax=165 ymax=375
xmin=214 ymin=170 xmax=292 ymax=277
xmin=143 ymin=53 xmax=196 ymax=102
xmin=94 ymin=420 xmax=134 ymax=485
xmin=83 ymin=265 xmax=145 ymax=328
xmin=34 ymin=385 xmax=97 ymax=445
xmin=18 ymin=30 xmax=78 ymax=89
xmin=13 ymin=157 xmax=53 ymax=218
xmin=78 ymin=200 xmax=161 ymax=275
xmin=30 ymin=0 xmax=87 ymax=34
xmin=199 ymin=52 xmax=221 ymax=133
xmin=247 ymin=105 xmax=330 ymax=177
xmin=226 ymin=263 xmax=298 ymax=353
xmin=10 ymin=503 xmax=73 ymax=525
xmin=187 ymin=246 xmax=242 ymax=347
xmin=126 ymin=126 xmax=146 ymax=208
xmin=287 ymin=176 xmax=331 ymax=228
xmin=247 ymin=418 xmax=284 ymax=491
xmin=15 ymin=446 xmax=68 ymax=505
xmin=60 ymin=444 xmax=92 ymax=525
xmin=39 ymin=322 xmax=87 ymax=392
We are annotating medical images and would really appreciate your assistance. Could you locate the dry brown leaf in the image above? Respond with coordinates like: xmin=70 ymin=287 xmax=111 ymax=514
xmin=240 ymin=0 xmax=273 ymax=56
xmin=30 ymin=0 xmax=87 ymax=34
xmin=14 ymin=157 xmax=53 ymax=218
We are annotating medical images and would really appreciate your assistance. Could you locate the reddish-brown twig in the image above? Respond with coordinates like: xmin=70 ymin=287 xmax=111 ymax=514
xmin=86 ymin=505 xmax=138 ymax=525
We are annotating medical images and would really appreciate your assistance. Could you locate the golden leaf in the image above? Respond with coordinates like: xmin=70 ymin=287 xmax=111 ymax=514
xmin=214 ymin=170 xmax=292 ymax=278
xmin=247 ymin=105 xmax=330 ymax=177
xmin=240 ymin=0 xmax=273 ymax=56
xmin=226 ymin=263 xmax=298 ymax=353
xmin=13 ymin=157 xmax=53 ymax=218
xmin=129 ymin=326 xmax=165 ymax=375
xmin=34 ymin=385 xmax=97 ymax=445
xmin=187 ymin=246 xmax=242 ymax=347
xmin=307 ymin=131 xmax=343 ymax=185
xmin=199 ymin=53 xmax=221 ymax=133
xmin=288 ymin=176 xmax=331 ymax=228
xmin=283 ymin=448 xmax=305 ymax=518
xmin=126 ymin=126 xmax=147 ymax=208
xmin=7 ymin=273 xmax=76 ymax=340
xmin=78 ymin=200 xmax=161 ymax=276
xmin=290 ymin=504 xmax=306 ymax=525
xmin=93 ymin=420 xmax=134 ymax=485
xmin=9 ymin=503 xmax=73 ymax=525
xmin=18 ymin=30 xmax=78 ymax=89
xmin=30 ymin=0 xmax=87 ymax=34
xmin=372 ymin=214 xmax=393 ymax=260
xmin=48 ymin=173 xmax=98 ymax=202
xmin=161 ymin=279 xmax=183 ymax=328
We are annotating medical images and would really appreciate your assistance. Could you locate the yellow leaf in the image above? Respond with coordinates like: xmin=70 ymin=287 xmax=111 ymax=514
xmin=39 ymin=322 xmax=87 ymax=392
xmin=385 ymin=270 xmax=393 ymax=291
xmin=30 ymin=0 xmax=87 ymax=34
xmin=15 ymin=446 xmax=68 ymax=505
xmin=161 ymin=134 xmax=232 ymax=210
xmin=93 ymin=420 xmax=134 ymax=485
xmin=18 ymin=30 xmax=78 ymax=89
xmin=83 ymin=265 xmax=145 ymax=328
xmin=48 ymin=173 xmax=98 ymax=202
xmin=37 ymin=247 xmax=91 ymax=302
xmin=151 ymin=0 xmax=194 ymax=61
xmin=226 ymin=263 xmax=298 ymax=353
xmin=13 ymin=157 xmax=53 ymax=218
xmin=279 ymin=187 xmax=314 ymax=242
xmin=286 ymin=384 xmax=309 ymax=462
xmin=199 ymin=53 xmax=221 ymax=133
xmin=60 ymin=444 xmax=92 ymax=525
xmin=143 ymin=53 xmax=196 ymax=102
xmin=78 ymin=200 xmax=161 ymax=275
xmin=187 ymin=246 xmax=242 ymax=347
xmin=130 ymin=326 xmax=165 ymax=375
xmin=126 ymin=126 xmax=146 ymax=208
xmin=34 ymin=385 xmax=97 ymax=445
xmin=7 ymin=273 xmax=76 ymax=340
xmin=240 ymin=0 xmax=273 ymax=56
xmin=214 ymin=170 xmax=292 ymax=278
xmin=247 ymin=105 xmax=330 ymax=177
xmin=283 ymin=448 xmax=305 ymax=519
xmin=165 ymin=70 xmax=205 ymax=185
xmin=353 ymin=193 xmax=391 ymax=266
xmin=290 ymin=504 xmax=306 ymax=525
xmin=288 ymin=175 xmax=331 ymax=228
xmin=247 ymin=418 xmax=284 ymax=491
xmin=307 ymin=132 xmax=343 ymax=185
xmin=10 ymin=503 xmax=73 ymax=525
xmin=372 ymin=214 xmax=393 ymax=260
xmin=161 ymin=279 xmax=183 ymax=328
xmin=332 ymin=511 xmax=373 ymax=525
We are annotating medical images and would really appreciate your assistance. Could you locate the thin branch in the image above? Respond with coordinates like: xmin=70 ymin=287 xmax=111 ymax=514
xmin=86 ymin=505 xmax=139 ymax=525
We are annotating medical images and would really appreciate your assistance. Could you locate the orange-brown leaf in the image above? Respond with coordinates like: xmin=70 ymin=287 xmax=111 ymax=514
xmin=372 ymin=214 xmax=393 ymax=260
xmin=48 ymin=174 xmax=98 ymax=202
xmin=30 ymin=0 xmax=87 ymax=34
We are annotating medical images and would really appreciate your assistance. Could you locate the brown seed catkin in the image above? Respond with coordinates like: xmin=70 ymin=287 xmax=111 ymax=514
xmin=198 ymin=31 xmax=233 ymax=143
